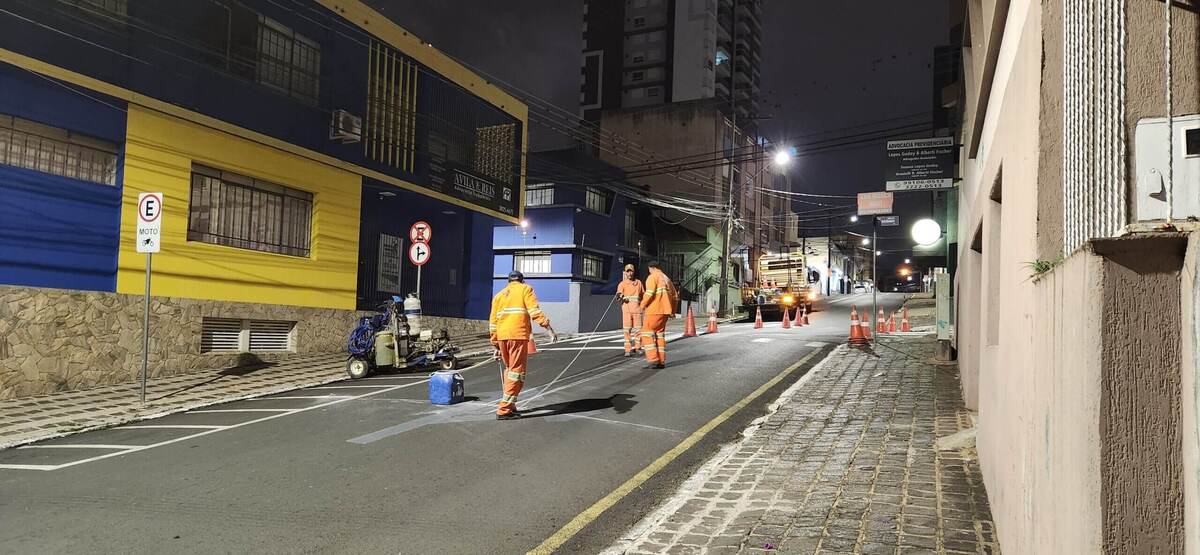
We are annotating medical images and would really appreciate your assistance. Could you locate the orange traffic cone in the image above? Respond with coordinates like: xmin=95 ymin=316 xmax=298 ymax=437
xmin=754 ymin=306 xmax=764 ymax=329
xmin=782 ymin=307 xmax=791 ymax=329
xmin=901 ymin=307 xmax=911 ymax=332
xmin=849 ymin=306 xmax=866 ymax=344
xmin=683 ymin=305 xmax=698 ymax=337
xmin=792 ymin=305 xmax=803 ymax=327
xmin=526 ymin=337 xmax=538 ymax=355
xmin=876 ymin=309 xmax=886 ymax=333
xmin=860 ymin=312 xmax=873 ymax=340
xmin=888 ymin=312 xmax=897 ymax=333
xmin=802 ymin=306 xmax=810 ymax=325
xmin=706 ymin=310 xmax=719 ymax=334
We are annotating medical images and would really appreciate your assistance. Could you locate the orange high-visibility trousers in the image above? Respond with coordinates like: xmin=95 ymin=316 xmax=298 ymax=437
xmin=642 ymin=313 xmax=669 ymax=364
xmin=622 ymin=304 xmax=643 ymax=354
xmin=496 ymin=339 xmax=528 ymax=415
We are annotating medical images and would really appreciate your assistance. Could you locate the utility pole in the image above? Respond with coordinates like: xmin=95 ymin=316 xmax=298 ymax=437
xmin=826 ymin=216 xmax=832 ymax=296
xmin=717 ymin=0 xmax=738 ymax=317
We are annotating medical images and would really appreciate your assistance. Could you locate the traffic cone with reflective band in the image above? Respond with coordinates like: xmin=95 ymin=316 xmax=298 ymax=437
xmin=802 ymin=306 xmax=810 ymax=325
xmin=901 ymin=307 xmax=911 ymax=332
xmin=781 ymin=307 xmax=791 ymax=329
xmin=849 ymin=306 xmax=866 ymax=344
xmin=876 ymin=309 xmax=886 ymax=333
xmin=754 ymin=306 xmax=764 ymax=329
xmin=792 ymin=305 xmax=803 ymax=327
xmin=526 ymin=337 xmax=538 ymax=355
xmin=683 ymin=305 xmax=698 ymax=337
xmin=707 ymin=310 xmax=719 ymax=334
xmin=860 ymin=312 xmax=873 ymax=340
xmin=888 ymin=312 xmax=897 ymax=333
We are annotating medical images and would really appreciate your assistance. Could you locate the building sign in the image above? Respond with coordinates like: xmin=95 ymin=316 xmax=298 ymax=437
xmin=885 ymin=137 xmax=955 ymax=191
xmin=427 ymin=133 xmax=519 ymax=218
xmin=877 ymin=215 xmax=900 ymax=227
xmin=857 ymin=192 xmax=894 ymax=216
xmin=377 ymin=234 xmax=403 ymax=293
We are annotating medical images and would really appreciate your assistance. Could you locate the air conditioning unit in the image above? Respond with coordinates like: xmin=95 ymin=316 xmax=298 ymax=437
xmin=1135 ymin=114 xmax=1200 ymax=221
xmin=329 ymin=109 xmax=362 ymax=144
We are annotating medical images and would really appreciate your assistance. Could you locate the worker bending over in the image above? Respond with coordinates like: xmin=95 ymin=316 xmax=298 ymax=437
xmin=616 ymin=264 xmax=645 ymax=357
xmin=639 ymin=260 xmax=678 ymax=369
xmin=489 ymin=271 xmax=557 ymax=420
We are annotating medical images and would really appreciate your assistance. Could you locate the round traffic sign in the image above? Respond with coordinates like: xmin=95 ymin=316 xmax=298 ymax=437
xmin=138 ymin=193 xmax=163 ymax=223
xmin=409 ymin=221 xmax=431 ymax=243
xmin=408 ymin=241 xmax=431 ymax=266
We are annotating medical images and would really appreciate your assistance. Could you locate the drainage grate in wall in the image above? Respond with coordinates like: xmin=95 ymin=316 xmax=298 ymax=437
xmin=249 ymin=320 xmax=295 ymax=352
xmin=201 ymin=318 xmax=243 ymax=353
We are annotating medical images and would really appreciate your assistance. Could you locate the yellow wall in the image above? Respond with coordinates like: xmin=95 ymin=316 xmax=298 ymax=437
xmin=117 ymin=106 xmax=361 ymax=310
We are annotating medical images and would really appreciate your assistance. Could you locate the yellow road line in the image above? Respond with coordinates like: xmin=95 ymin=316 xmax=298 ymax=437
xmin=527 ymin=347 xmax=829 ymax=555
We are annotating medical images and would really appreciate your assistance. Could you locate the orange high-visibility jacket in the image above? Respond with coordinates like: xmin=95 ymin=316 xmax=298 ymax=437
xmin=640 ymin=269 xmax=678 ymax=315
xmin=617 ymin=278 xmax=645 ymax=305
xmin=489 ymin=282 xmax=551 ymax=342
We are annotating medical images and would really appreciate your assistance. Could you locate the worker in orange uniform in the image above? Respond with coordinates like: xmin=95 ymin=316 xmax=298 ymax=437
xmin=639 ymin=260 xmax=678 ymax=369
xmin=489 ymin=270 xmax=557 ymax=420
xmin=615 ymin=264 xmax=646 ymax=357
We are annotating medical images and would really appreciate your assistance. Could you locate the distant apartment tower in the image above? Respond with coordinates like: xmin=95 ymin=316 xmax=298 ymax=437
xmin=580 ymin=0 xmax=762 ymax=122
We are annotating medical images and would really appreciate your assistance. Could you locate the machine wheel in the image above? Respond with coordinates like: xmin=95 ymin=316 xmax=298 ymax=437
xmin=439 ymin=357 xmax=458 ymax=371
xmin=346 ymin=357 xmax=373 ymax=379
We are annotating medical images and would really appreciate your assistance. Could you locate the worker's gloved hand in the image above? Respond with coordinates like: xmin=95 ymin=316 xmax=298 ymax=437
xmin=492 ymin=347 xmax=501 ymax=360
xmin=547 ymin=329 xmax=559 ymax=344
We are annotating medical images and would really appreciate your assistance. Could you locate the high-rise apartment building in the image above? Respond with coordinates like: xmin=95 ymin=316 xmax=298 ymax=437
xmin=580 ymin=0 xmax=762 ymax=122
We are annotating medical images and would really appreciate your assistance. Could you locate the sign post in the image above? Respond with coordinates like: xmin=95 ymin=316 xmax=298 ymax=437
xmin=409 ymin=222 xmax=432 ymax=299
xmin=136 ymin=192 xmax=163 ymax=403
xmin=857 ymin=193 xmax=893 ymax=347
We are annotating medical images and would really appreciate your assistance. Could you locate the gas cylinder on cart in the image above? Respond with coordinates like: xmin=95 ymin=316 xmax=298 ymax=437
xmin=403 ymin=294 xmax=423 ymax=336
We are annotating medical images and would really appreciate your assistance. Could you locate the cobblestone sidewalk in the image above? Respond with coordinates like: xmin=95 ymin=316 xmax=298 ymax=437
xmin=0 ymin=336 xmax=496 ymax=449
xmin=608 ymin=336 xmax=997 ymax=555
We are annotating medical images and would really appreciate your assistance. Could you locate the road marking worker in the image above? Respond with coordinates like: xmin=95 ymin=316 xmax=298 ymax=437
xmin=616 ymin=264 xmax=646 ymax=358
xmin=489 ymin=270 xmax=557 ymax=420
xmin=639 ymin=260 xmax=678 ymax=369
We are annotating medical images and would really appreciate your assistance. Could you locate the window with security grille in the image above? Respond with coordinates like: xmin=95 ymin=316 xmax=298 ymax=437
xmin=585 ymin=186 xmax=612 ymax=214
xmin=582 ymin=254 xmax=605 ymax=280
xmin=365 ymin=41 xmax=417 ymax=171
xmin=0 ymin=114 xmax=119 ymax=185
xmin=514 ymin=251 xmax=552 ymax=275
xmin=525 ymin=184 xmax=554 ymax=207
xmin=187 ymin=164 xmax=313 ymax=257
xmin=624 ymin=209 xmax=636 ymax=246
xmin=257 ymin=17 xmax=320 ymax=105
xmin=473 ymin=123 xmax=518 ymax=185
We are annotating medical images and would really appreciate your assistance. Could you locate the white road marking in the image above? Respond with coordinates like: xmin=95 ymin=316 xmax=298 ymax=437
xmin=751 ymin=338 xmax=772 ymax=343
xmin=18 ymin=444 xmax=142 ymax=450
xmin=188 ymin=409 xmax=294 ymax=413
xmin=307 ymin=385 xmax=395 ymax=389
xmin=119 ymin=425 xmax=227 ymax=430
xmin=248 ymin=396 xmax=352 ymax=400
xmin=1 ymin=361 xmax=500 ymax=472
xmin=806 ymin=342 xmax=829 ymax=348
xmin=539 ymin=346 xmax=626 ymax=351
xmin=546 ymin=414 xmax=685 ymax=435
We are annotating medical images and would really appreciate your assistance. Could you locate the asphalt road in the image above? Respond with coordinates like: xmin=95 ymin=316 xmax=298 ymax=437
xmin=0 ymin=293 xmax=907 ymax=554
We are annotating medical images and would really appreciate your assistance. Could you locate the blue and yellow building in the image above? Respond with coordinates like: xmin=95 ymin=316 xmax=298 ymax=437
xmin=0 ymin=0 xmax=525 ymax=396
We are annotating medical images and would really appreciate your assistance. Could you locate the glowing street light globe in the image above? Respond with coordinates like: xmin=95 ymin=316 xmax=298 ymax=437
xmin=773 ymin=149 xmax=792 ymax=166
xmin=911 ymin=218 xmax=942 ymax=246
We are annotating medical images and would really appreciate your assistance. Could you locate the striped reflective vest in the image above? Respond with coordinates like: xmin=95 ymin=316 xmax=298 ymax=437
xmin=640 ymin=269 xmax=678 ymax=315
xmin=489 ymin=282 xmax=551 ymax=342
xmin=617 ymin=278 xmax=645 ymax=305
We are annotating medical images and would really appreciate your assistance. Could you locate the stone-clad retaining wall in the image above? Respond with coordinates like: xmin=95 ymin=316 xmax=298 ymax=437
xmin=0 ymin=285 xmax=486 ymax=399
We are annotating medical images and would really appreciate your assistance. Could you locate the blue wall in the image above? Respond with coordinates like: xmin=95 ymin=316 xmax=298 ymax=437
xmin=356 ymin=179 xmax=502 ymax=319
xmin=0 ymin=65 xmax=127 ymax=291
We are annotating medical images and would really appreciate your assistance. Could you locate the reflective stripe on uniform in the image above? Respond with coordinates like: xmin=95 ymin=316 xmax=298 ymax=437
xmin=501 ymin=394 xmax=519 ymax=404
xmin=506 ymin=371 xmax=525 ymax=381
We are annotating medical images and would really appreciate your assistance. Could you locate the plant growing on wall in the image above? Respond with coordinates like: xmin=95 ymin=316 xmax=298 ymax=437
xmin=1022 ymin=256 xmax=1065 ymax=282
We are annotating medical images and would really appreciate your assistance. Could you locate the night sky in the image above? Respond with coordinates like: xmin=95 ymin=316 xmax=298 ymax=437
xmin=366 ymin=0 xmax=951 ymax=271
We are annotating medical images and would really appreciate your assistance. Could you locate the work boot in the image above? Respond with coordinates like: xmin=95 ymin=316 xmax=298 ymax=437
xmin=653 ymin=362 xmax=666 ymax=369
xmin=623 ymin=351 xmax=632 ymax=358
xmin=496 ymin=411 xmax=521 ymax=421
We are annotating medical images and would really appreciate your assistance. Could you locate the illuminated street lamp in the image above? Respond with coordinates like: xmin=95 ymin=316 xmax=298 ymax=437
xmin=904 ymin=258 xmax=911 ymax=264
xmin=861 ymin=237 xmax=870 ymax=246
xmin=849 ymin=215 xmax=859 ymax=223
xmin=773 ymin=149 xmax=792 ymax=166
xmin=911 ymin=218 xmax=942 ymax=246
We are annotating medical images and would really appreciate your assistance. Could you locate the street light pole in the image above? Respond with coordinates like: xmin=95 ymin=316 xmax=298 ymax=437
xmin=872 ymin=218 xmax=878 ymax=346
xmin=717 ymin=0 xmax=738 ymax=318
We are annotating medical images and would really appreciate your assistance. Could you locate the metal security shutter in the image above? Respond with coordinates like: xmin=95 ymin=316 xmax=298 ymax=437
xmin=201 ymin=318 xmax=243 ymax=353
xmin=249 ymin=320 xmax=294 ymax=352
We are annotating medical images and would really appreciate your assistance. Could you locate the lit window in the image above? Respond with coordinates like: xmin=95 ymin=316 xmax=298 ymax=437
xmin=0 ymin=114 xmax=118 ymax=185
xmin=585 ymin=186 xmax=612 ymax=214
xmin=525 ymin=184 xmax=554 ymax=207
xmin=514 ymin=251 xmax=552 ymax=274
xmin=188 ymin=164 xmax=313 ymax=257
xmin=257 ymin=17 xmax=321 ymax=105
xmin=583 ymin=254 xmax=605 ymax=279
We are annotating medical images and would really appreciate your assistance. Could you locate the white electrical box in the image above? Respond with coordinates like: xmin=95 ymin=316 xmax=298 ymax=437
xmin=1134 ymin=114 xmax=1200 ymax=221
